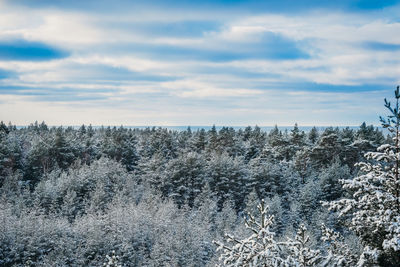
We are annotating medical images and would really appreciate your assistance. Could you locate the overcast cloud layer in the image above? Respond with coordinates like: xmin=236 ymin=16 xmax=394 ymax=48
xmin=0 ymin=0 xmax=399 ymax=126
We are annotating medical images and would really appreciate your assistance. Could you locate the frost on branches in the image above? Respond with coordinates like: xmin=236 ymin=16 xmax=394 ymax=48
xmin=103 ymin=251 xmax=121 ymax=267
xmin=213 ymin=200 xmax=326 ymax=267
xmin=214 ymin=200 xmax=354 ymax=266
xmin=285 ymin=224 xmax=321 ymax=267
xmin=319 ymin=224 xmax=357 ymax=267
xmin=327 ymin=86 xmax=400 ymax=265
xmin=214 ymin=199 xmax=287 ymax=266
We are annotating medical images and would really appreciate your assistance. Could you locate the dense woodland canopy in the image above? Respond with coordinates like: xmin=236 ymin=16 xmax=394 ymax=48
xmin=0 ymin=115 xmax=395 ymax=266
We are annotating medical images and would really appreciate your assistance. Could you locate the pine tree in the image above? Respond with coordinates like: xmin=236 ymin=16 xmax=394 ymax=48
xmin=308 ymin=127 xmax=319 ymax=144
xmin=214 ymin=199 xmax=286 ymax=266
xmin=164 ymin=152 xmax=206 ymax=207
xmin=291 ymin=123 xmax=305 ymax=147
xmin=103 ymin=251 xmax=121 ymax=267
xmin=327 ymin=86 xmax=400 ymax=265
xmin=206 ymin=125 xmax=219 ymax=154
xmin=319 ymin=224 xmax=357 ymax=266
xmin=52 ymin=127 xmax=75 ymax=170
xmin=286 ymin=224 xmax=321 ymax=267
xmin=190 ymin=129 xmax=207 ymax=153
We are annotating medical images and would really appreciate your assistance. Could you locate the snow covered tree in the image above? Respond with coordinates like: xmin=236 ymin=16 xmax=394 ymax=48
xmin=297 ymin=178 xmax=322 ymax=222
xmin=163 ymin=152 xmax=206 ymax=207
xmin=207 ymin=153 xmax=248 ymax=210
xmin=190 ymin=128 xmax=207 ymax=153
xmin=318 ymin=159 xmax=350 ymax=201
xmin=0 ymin=132 xmax=23 ymax=186
xmin=52 ymin=127 xmax=75 ymax=170
xmin=308 ymin=127 xmax=319 ymax=144
xmin=214 ymin=199 xmax=287 ymax=266
xmin=24 ymin=135 xmax=54 ymax=187
xmin=309 ymin=128 xmax=342 ymax=167
xmin=103 ymin=251 xmax=121 ymax=267
xmin=319 ymin=224 xmax=357 ymax=267
xmin=327 ymin=86 xmax=400 ymax=266
xmin=290 ymin=123 xmax=305 ymax=147
xmin=286 ymin=224 xmax=321 ymax=267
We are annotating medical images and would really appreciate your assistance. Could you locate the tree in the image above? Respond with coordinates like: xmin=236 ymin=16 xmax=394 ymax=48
xmin=52 ymin=127 xmax=75 ymax=170
xmin=163 ymin=152 xmax=206 ymax=207
xmin=190 ymin=129 xmax=207 ymax=153
xmin=207 ymin=153 xmax=248 ymax=210
xmin=24 ymin=135 xmax=53 ymax=187
xmin=214 ymin=200 xmax=286 ymax=266
xmin=318 ymin=159 xmax=350 ymax=201
xmin=308 ymin=127 xmax=319 ymax=144
xmin=319 ymin=224 xmax=357 ymax=266
xmin=327 ymin=86 xmax=400 ymax=266
xmin=290 ymin=123 xmax=305 ymax=147
xmin=103 ymin=251 xmax=121 ymax=267
xmin=286 ymin=224 xmax=321 ymax=267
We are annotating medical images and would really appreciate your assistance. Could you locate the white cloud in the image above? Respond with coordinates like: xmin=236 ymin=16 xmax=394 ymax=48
xmin=162 ymin=79 xmax=263 ymax=98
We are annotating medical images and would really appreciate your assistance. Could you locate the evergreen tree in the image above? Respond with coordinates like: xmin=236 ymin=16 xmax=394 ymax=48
xmin=214 ymin=200 xmax=286 ymax=266
xmin=286 ymin=224 xmax=321 ymax=267
xmin=327 ymin=86 xmax=400 ymax=266
xmin=245 ymin=126 xmax=266 ymax=161
xmin=318 ymin=159 xmax=350 ymax=201
xmin=319 ymin=224 xmax=357 ymax=266
xmin=291 ymin=123 xmax=305 ymax=147
xmin=190 ymin=128 xmax=207 ymax=153
xmin=24 ymin=135 xmax=53 ymax=186
xmin=308 ymin=127 xmax=319 ymax=144
xmin=0 ymin=121 xmax=9 ymax=134
xmin=207 ymin=153 xmax=248 ymax=210
xmin=206 ymin=125 xmax=218 ymax=154
xmin=164 ymin=152 xmax=206 ymax=207
xmin=52 ymin=127 xmax=75 ymax=170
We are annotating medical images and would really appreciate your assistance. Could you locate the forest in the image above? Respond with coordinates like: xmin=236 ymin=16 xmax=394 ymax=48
xmin=1 ymin=94 xmax=400 ymax=266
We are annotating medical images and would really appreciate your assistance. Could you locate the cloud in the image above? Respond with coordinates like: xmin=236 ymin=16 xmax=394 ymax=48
xmin=0 ymin=83 xmax=120 ymax=102
xmin=161 ymin=79 xmax=263 ymax=98
xmin=0 ymin=39 xmax=68 ymax=61
xmin=1 ymin=0 xmax=400 ymax=125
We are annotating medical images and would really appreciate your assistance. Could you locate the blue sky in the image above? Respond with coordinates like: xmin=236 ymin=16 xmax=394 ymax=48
xmin=0 ymin=0 xmax=400 ymax=126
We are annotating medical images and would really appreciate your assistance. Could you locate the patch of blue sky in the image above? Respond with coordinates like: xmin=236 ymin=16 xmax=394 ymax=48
xmin=205 ymin=0 xmax=399 ymax=11
xmin=77 ymin=65 xmax=176 ymax=82
xmin=0 ymin=84 xmax=119 ymax=99
xmin=102 ymin=20 xmax=221 ymax=38
xmin=351 ymin=0 xmax=399 ymax=10
xmin=30 ymin=94 xmax=109 ymax=102
xmin=0 ymin=69 xmax=15 ymax=79
xmin=109 ymin=35 xmax=308 ymax=62
xmin=256 ymin=82 xmax=390 ymax=93
xmin=193 ymin=66 xmax=282 ymax=79
xmin=0 ymin=40 xmax=68 ymax=61
xmin=11 ymin=0 xmax=399 ymax=13
xmin=363 ymin=41 xmax=400 ymax=51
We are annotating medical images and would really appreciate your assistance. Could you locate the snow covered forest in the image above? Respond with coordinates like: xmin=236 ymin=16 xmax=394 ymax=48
xmin=2 ymin=91 xmax=400 ymax=266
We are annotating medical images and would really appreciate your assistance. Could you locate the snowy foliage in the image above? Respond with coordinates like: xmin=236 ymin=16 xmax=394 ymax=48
xmin=214 ymin=200 xmax=287 ymax=266
xmin=285 ymin=224 xmax=321 ymax=267
xmin=319 ymin=224 xmax=357 ymax=267
xmin=215 ymin=200 xmax=358 ymax=267
xmin=327 ymin=86 xmax=400 ymax=265
xmin=103 ymin=251 xmax=121 ymax=267
xmin=0 ymin=116 xmax=389 ymax=266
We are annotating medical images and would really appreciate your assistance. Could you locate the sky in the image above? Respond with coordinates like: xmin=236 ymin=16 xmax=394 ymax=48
xmin=0 ymin=0 xmax=400 ymax=126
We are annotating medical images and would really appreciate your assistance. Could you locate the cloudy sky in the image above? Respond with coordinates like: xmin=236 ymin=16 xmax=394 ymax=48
xmin=0 ymin=0 xmax=399 ymax=126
